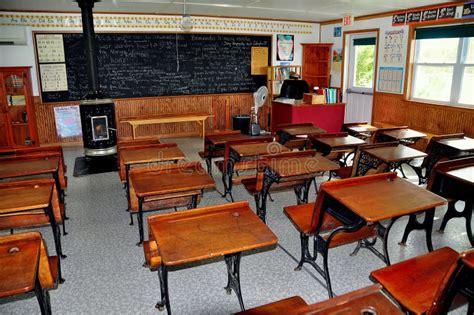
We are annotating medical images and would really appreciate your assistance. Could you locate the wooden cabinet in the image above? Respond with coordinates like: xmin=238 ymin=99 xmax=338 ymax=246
xmin=0 ymin=67 xmax=38 ymax=149
xmin=301 ymin=43 xmax=332 ymax=91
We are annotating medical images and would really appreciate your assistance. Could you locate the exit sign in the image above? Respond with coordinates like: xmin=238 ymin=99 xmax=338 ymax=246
xmin=343 ymin=15 xmax=354 ymax=26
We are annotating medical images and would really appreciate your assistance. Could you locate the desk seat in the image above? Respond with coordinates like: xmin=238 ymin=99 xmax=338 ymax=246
xmin=371 ymin=246 xmax=459 ymax=314
xmin=242 ymin=178 xmax=306 ymax=197
xmin=284 ymin=203 xmax=342 ymax=234
xmin=143 ymin=240 xmax=162 ymax=271
xmin=198 ymin=149 xmax=224 ymax=159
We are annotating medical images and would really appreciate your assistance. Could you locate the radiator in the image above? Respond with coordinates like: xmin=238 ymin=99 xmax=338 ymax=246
xmin=344 ymin=91 xmax=373 ymax=123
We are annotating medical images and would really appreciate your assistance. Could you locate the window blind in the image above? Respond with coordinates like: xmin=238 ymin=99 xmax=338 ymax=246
xmin=353 ymin=37 xmax=376 ymax=46
xmin=415 ymin=24 xmax=474 ymax=39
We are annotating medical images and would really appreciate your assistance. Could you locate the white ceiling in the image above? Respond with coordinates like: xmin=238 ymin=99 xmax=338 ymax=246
xmin=0 ymin=0 xmax=457 ymax=23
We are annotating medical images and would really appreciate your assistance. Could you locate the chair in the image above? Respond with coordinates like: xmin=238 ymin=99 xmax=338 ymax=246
xmin=400 ymin=156 xmax=474 ymax=247
xmin=217 ymin=136 xmax=274 ymax=201
xmin=127 ymin=162 xmax=203 ymax=225
xmin=284 ymin=176 xmax=380 ymax=297
xmin=234 ymin=285 xmax=402 ymax=315
xmin=276 ymin=123 xmax=314 ymax=150
xmin=0 ymin=231 xmax=58 ymax=315
xmin=371 ymin=247 xmax=474 ymax=314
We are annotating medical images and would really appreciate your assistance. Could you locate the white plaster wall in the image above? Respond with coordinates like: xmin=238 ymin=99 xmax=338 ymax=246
xmin=0 ymin=12 xmax=319 ymax=96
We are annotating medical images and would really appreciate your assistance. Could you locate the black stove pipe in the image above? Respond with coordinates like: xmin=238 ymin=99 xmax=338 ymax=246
xmin=76 ymin=0 xmax=101 ymax=95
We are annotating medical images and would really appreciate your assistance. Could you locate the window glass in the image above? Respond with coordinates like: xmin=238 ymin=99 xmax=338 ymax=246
xmin=353 ymin=45 xmax=375 ymax=88
xmin=416 ymin=38 xmax=459 ymax=63
xmin=413 ymin=65 xmax=453 ymax=102
xmin=459 ymin=67 xmax=474 ymax=105
xmin=464 ymin=37 xmax=474 ymax=64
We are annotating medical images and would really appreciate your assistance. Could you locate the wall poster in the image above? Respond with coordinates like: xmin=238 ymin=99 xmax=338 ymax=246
xmin=53 ymin=105 xmax=82 ymax=138
xmin=35 ymin=34 xmax=65 ymax=63
xmin=383 ymin=29 xmax=404 ymax=64
xmin=276 ymin=34 xmax=294 ymax=61
xmin=378 ymin=67 xmax=404 ymax=94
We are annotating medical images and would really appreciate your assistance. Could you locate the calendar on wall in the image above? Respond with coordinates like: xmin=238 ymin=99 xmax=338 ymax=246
xmin=378 ymin=67 xmax=404 ymax=94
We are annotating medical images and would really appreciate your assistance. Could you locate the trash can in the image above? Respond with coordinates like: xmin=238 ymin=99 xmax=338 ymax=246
xmin=232 ymin=115 xmax=250 ymax=134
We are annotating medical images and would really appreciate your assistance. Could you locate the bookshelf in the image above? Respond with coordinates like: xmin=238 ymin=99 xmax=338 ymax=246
xmin=301 ymin=43 xmax=332 ymax=91
xmin=267 ymin=65 xmax=302 ymax=98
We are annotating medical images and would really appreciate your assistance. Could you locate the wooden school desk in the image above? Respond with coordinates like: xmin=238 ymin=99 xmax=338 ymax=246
xmin=147 ymin=201 xmax=278 ymax=314
xmin=120 ymin=144 xmax=185 ymax=209
xmin=310 ymin=133 xmax=366 ymax=166
xmin=130 ymin=162 xmax=215 ymax=245
xmin=204 ymin=133 xmax=263 ymax=173
xmin=345 ymin=124 xmax=379 ymax=139
xmin=0 ymin=180 xmax=64 ymax=282
xmin=379 ymin=128 xmax=427 ymax=145
xmin=277 ymin=125 xmax=326 ymax=146
xmin=257 ymin=154 xmax=339 ymax=222
xmin=354 ymin=143 xmax=427 ymax=177
xmin=322 ymin=173 xmax=447 ymax=265
xmin=223 ymin=141 xmax=289 ymax=200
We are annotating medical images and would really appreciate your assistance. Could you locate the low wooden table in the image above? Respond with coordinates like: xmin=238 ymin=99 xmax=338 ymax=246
xmin=148 ymin=201 xmax=278 ymax=314
xmin=0 ymin=180 xmax=64 ymax=282
xmin=121 ymin=145 xmax=186 ymax=209
xmin=380 ymin=128 xmax=427 ymax=145
xmin=323 ymin=173 xmax=447 ymax=265
xmin=130 ymin=162 xmax=215 ymax=245
xmin=355 ymin=144 xmax=427 ymax=177
xmin=278 ymin=125 xmax=326 ymax=145
xmin=223 ymin=141 xmax=290 ymax=200
xmin=258 ymin=155 xmax=340 ymax=222
xmin=204 ymin=133 xmax=261 ymax=173
xmin=121 ymin=113 xmax=212 ymax=141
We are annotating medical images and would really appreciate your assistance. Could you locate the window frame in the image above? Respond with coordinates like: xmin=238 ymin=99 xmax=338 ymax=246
xmin=347 ymin=34 xmax=377 ymax=94
xmin=409 ymin=24 xmax=474 ymax=108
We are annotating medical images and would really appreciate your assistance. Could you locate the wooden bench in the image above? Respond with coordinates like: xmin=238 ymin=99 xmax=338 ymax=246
xmin=120 ymin=112 xmax=212 ymax=141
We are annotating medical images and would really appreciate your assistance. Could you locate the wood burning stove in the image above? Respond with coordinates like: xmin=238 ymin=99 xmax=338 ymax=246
xmin=76 ymin=0 xmax=117 ymax=157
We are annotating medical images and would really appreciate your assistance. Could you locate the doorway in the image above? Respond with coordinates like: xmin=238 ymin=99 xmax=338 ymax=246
xmin=342 ymin=30 xmax=379 ymax=123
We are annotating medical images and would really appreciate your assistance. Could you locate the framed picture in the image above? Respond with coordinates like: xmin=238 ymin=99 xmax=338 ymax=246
xmin=334 ymin=27 xmax=342 ymax=37
xmin=277 ymin=34 xmax=294 ymax=61
xmin=91 ymin=116 xmax=109 ymax=141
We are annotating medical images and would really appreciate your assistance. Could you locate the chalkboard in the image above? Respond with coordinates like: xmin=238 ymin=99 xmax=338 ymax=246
xmin=38 ymin=33 xmax=271 ymax=102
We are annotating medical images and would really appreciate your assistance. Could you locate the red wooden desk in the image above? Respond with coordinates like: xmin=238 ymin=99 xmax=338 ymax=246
xmin=271 ymin=101 xmax=345 ymax=133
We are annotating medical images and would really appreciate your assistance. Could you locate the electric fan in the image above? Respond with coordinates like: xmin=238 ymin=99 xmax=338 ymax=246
xmin=250 ymin=86 xmax=268 ymax=136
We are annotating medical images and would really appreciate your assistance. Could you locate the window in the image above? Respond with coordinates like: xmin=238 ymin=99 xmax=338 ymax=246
xmin=348 ymin=37 xmax=376 ymax=92
xmin=411 ymin=24 xmax=474 ymax=106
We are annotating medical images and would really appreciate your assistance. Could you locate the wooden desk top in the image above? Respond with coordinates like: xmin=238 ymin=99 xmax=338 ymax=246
xmin=130 ymin=164 xmax=215 ymax=197
xmin=0 ymin=183 xmax=53 ymax=214
xmin=121 ymin=146 xmax=185 ymax=165
xmin=0 ymin=234 xmax=40 ymax=298
xmin=437 ymin=137 xmax=474 ymax=152
xmin=149 ymin=201 xmax=277 ymax=266
xmin=440 ymin=165 xmax=474 ymax=186
xmin=231 ymin=141 xmax=290 ymax=158
xmin=264 ymin=155 xmax=340 ymax=178
xmin=206 ymin=133 xmax=256 ymax=146
xmin=346 ymin=124 xmax=378 ymax=133
xmin=462 ymin=251 xmax=474 ymax=270
xmin=363 ymin=144 xmax=427 ymax=163
xmin=322 ymin=173 xmax=447 ymax=222
xmin=121 ymin=112 xmax=211 ymax=124
xmin=0 ymin=157 xmax=59 ymax=179
xmin=311 ymin=135 xmax=365 ymax=149
xmin=381 ymin=128 xmax=427 ymax=140
xmin=281 ymin=125 xmax=326 ymax=136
